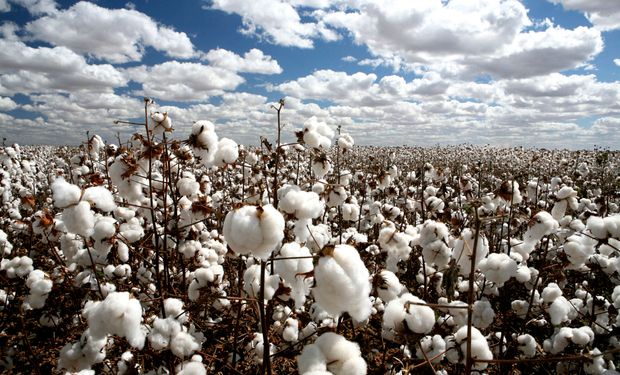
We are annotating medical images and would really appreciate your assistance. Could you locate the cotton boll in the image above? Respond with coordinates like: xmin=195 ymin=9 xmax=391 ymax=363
xmin=177 ymin=177 xmax=200 ymax=197
xmin=472 ymin=299 xmax=495 ymax=329
xmin=584 ymin=348 xmax=606 ymax=374
xmin=274 ymin=242 xmax=313 ymax=308
xmin=517 ymin=334 xmax=537 ymax=358
xmin=51 ymin=177 xmax=81 ymax=208
xmin=278 ymin=186 xmax=324 ymax=219
xmin=604 ymin=214 xmax=620 ymax=238
xmin=23 ymin=269 xmax=52 ymax=310
xmin=58 ymin=330 xmax=107 ymax=372
xmin=213 ymin=138 xmax=238 ymax=167
xmin=541 ymin=282 xmax=563 ymax=303
xmin=1 ymin=256 xmax=34 ymax=278
xmin=563 ymin=234 xmax=595 ymax=269
xmin=62 ymin=201 xmax=95 ymax=237
xmin=83 ymin=291 xmax=145 ymax=349
xmin=313 ymin=244 xmax=371 ymax=322
xmin=223 ymin=204 xmax=284 ymax=260
xmin=297 ymin=332 xmax=366 ymax=375
xmin=188 ymin=265 xmax=224 ymax=301
xmin=326 ymin=186 xmax=347 ymax=208
xmin=416 ymin=335 xmax=446 ymax=364
xmin=383 ymin=294 xmax=435 ymax=339
xmin=282 ymin=317 xmax=299 ymax=342
xmin=375 ymin=270 xmax=405 ymax=303
xmin=303 ymin=117 xmax=334 ymax=150
xmin=149 ymin=317 xmax=182 ymax=351
xmin=452 ymin=228 xmax=489 ymax=276
xmin=547 ymin=296 xmax=572 ymax=326
xmin=379 ymin=221 xmax=412 ymax=272
xmin=243 ymin=264 xmax=280 ymax=301
xmin=478 ymin=253 xmax=517 ymax=287
xmin=176 ymin=355 xmax=206 ymax=375
xmin=171 ymin=331 xmax=200 ymax=358
xmin=338 ymin=133 xmax=354 ymax=151
xmin=341 ymin=201 xmax=359 ymax=221
xmin=587 ymin=216 xmax=607 ymax=239
xmin=246 ymin=332 xmax=276 ymax=366
xmin=189 ymin=121 xmax=219 ymax=167
xmin=82 ymin=186 xmax=116 ymax=212
xmin=448 ymin=326 xmax=493 ymax=370
xmin=120 ymin=217 xmax=144 ymax=243
xmin=418 ymin=220 xmax=452 ymax=268
xmin=0 ymin=229 xmax=13 ymax=256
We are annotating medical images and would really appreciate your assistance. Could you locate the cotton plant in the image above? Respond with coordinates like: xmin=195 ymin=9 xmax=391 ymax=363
xmin=147 ymin=298 xmax=202 ymax=358
xmin=297 ymin=332 xmax=367 ymax=375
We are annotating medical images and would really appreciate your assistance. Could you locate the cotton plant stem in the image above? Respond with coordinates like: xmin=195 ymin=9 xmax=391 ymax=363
xmin=258 ymin=259 xmax=272 ymax=375
xmin=465 ymin=209 xmax=481 ymax=374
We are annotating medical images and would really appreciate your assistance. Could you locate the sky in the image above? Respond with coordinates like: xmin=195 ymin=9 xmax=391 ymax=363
xmin=0 ymin=0 xmax=619 ymax=149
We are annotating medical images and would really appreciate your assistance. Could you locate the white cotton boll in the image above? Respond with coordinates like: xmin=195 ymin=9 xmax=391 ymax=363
xmin=375 ymin=270 xmax=405 ymax=303
xmin=91 ymin=216 xmax=116 ymax=242
xmin=171 ymin=331 xmax=200 ymax=358
xmin=383 ymin=294 xmax=435 ymax=339
xmin=223 ymin=204 xmax=284 ymax=260
xmin=188 ymin=265 xmax=224 ymax=301
xmin=418 ymin=220 xmax=452 ymax=268
xmin=179 ymin=240 xmax=202 ymax=259
xmin=452 ymin=228 xmax=489 ymax=276
xmin=563 ymin=234 xmax=595 ymax=269
xmin=584 ymin=348 xmax=606 ymax=374
xmin=164 ymin=298 xmax=187 ymax=323
xmin=51 ymin=177 xmax=81 ymax=209
xmin=311 ymin=158 xmax=332 ymax=179
xmin=379 ymin=222 xmax=412 ymax=272
xmin=176 ymin=355 xmax=206 ymax=375
xmin=120 ymin=217 xmax=144 ymax=243
xmin=548 ymin=296 xmax=572 ymax=326
xmin=341 ymin=202 xmax=359 ymax=221
xmin=517 ymin=334 xmax=537 ymax=358
xmin=191 ymin=121 xmax=219 ymax=166
xmin=571 ymin=326 xmax=594 ymax=346
xmin=478 ymin=253 xmax=517 ymax=287
xmin=587 ymin=216 xmax=607 ymax=239
xmin=150 ymin=111 xmax=172 ymax=134
xmin=23 ymin=269 xmax=52 ymax=310
xmin=82 ymin=186 xmax=116 ymax=212
xmin=274 ymin=242 xmax=313 ymax=308
xmin=303 ymin=117 xmax=334 ymax=150
xmin=472 ymin=299 xmax=495 ymax=329
xmin=83 ymin=291 xmax=145 ymax=349
xmin=58 ymin=330 xmax=107 ymax=372
xmin=0 ymin=229 xmax=13 ymax=255
xmin=604 ymin=215 xmax=620 ymax=238
xmin=312 ymin=181 xmax=326 ymax=194
xmin=542 ymin=282 xmax=563 ymax=303
xmin=326 ymin=186 xmax=347 ymax=208
xmin=551 ymin=200 xmax=568 ymax=221
xmin=338 ymin=133 xmax=354 ymax=151
xmin=283 ymin=318 xmax=299 ymax=342
xmin=450 ymin=325 xmax=493 ymax=370
xmin=213 ymin=138 xmax=238 ymax=166
xmin=279 ymin=187 xmax=324 ymax=219
xmin=149 ymin=317 xmax=182 ymax=351
xmin=116 ymin=241 xmax=129 ymax=262
xmin=243 ymin=264 xmax=280 ymax=301
xmin=1 ymin=256 xmax=33 ymax=278
xmin=246 ymin=332 xmax=276 ymax=365
xmin=313 ymin=244 xmax=371 ymax=322
xmin=177 ymin=177 xmax=200 ymax=197
xmin=298 ymin=332 xmax=366 ymax=375
xmin=416 ymin=335 xmax=446 ymax=364
xmin=62 ymin=201 xmax=95 ymax=237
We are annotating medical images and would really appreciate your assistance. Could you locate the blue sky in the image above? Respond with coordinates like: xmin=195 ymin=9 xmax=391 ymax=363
xmin=0 ymin=0 xmax=619 ymax=148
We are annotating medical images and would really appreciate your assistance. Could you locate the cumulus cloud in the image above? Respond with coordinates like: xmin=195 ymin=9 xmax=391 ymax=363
xmin=0 ymin=39 xmax=127 ymax=95
xmin=0 ymin=96 xmax=17 ymax=111
xmin=202 ymin=48 xmax=282 ymax=74
xmin=614 ymin=58 xmax=620 ymax=66
xmin=10 ymin=0 xmax=57 ymax=15
xmin=209 ymin=0 xmax=338 ymax=48
xmin=0 ymin=0 xmax=10 ymax=12
xmin=548 ymin=0 xmax=620 ymax=31
xmin=125 ymin=61 xmax=245 ymax=101
xmin=26 ymin=1 xmax=196 ymax=63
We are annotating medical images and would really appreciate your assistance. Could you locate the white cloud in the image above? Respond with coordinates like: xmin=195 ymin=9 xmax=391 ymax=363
xmin=0 ymin=21 xmax=19 ymax=41
xmin=614 ymin=58 xmax=620 ymax=66
xmin=125 ymin=61 xmax=245 ymax=102
xmin=0 ymin=0 xmax=10 ymax=12
xmin=548 ymin=0 xmax=620 ymax=31
xmin=321 ymin=1 xmax=602 ymax=79
xmin=26 ymin=1 xmax=196 ymax=63
xmin=203 ymin=48 xmax=282 ymax=74
xmin=209 ymin=0 xmax=338 ymax=48
xmin=0 ymin=40 xmax=126 ymax=95
xmin=10 ymin=0 xmax=57 ymax=15
xmin=0 ymin=96 xmax=17 ymax=111
xmin=341 ymin=55 xmax=356 ymax=62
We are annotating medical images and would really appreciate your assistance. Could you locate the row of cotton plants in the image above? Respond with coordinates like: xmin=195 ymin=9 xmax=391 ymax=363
xmin=0 ymin=100 xmax=619 ymax=374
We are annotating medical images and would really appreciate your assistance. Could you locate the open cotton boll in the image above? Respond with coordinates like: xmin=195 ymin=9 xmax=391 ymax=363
xmin=82 ymin=291 xmax=145 ymax=349
xmin=452 ymin=228 xmax=489 ymax=276
xmin=303 ymin=117 xmax=334 ymax=150
xmin=176 ymin=355 xmax=206 ymax=375
xmin=341 ymin=201 xmax=359 ymax=221
xmin=478 ymin=253 xmax=517 ymax=287
xmin=150 ymin=111 xmax=172 ymax=135
xmin=298 ymin=332 xmax=366 ymax=375
xmin=1 ymin=256 xmax=33 ymax=278
xmin=278 ymin=186 xmax=324 ymax=219
xmin=283 ymin=317 xmax=300 ymax=342
xmin=587 ymin=216 xmax=607 ymax=240
xmin=223 ymin=204 xmax=284 ymax=260
xmin=416 ymin=335 xmax=446 ymax=364
xmin=472 ymin=298 xmax=495 ymax=329
xmin=338 ymin=133 xmax=354 ymax=151
xmin=417 ymin=220 xmax=452 ymax=268
xmin=375 ymin=270 xmax=405 ymax=303
xmin=213 ymin=138 xmax=238 ymax=167
xmin=563 ymin=234 xmax=596 ymax=269
xmin=604 ymin=214 xmax=620 ymax=238
xmin=91 ymin=216 xmax=116 ymax=242
xmin=544 ymin=326 xmax=594 ymax=354
xmin=177 ymin=177 xmax=200 ymax=197
xmin=274 ymin=242 xmax=313 ymax=308
xmin=189 ymin=121 xmax=219 ymax=167
xmin=82 ymin=186 xmax=116 ymax=212
xmin=108 ymin=155 xmax=145 ymax=203
xmin=447 ymin=326 xmax=493 ymax=370
xmin=517 ymin=334 xmax=537 ymax=358
xmin=0 ymin=229 xmax=13 ymax=255
xmin=62 ymin=201 xmax=95 ymax=237
xmin=379 ymin=221 xmax=413 ymax=272
xmin=58 ymin=330 xmax=107 ymax=372
xmin=246 ymin=332 xmax=276 ymax=365
xmin=313 ymin=244 xmax=371 ymax=322
xmin=243 ymin=264 xmax=280 ymax=301
xmin=23 ymin=269 xmax=52 ymax=310
xmin=188 ymin=265 xmax=224 ymax=301
xmin=383 ymin=294 xmax=435 ymax=340
xmin=311 ymin=158 xmax=332 ymax=179
xmin=326 ymin=186 xmax=347 ymax=208
xmin=51 ymin=177 xmax=81 ymax=208
xmin=547 ymin=296 xmax=572 ymax=326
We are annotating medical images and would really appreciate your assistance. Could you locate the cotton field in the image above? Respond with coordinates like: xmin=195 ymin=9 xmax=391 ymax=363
xmin=1 ymin=103 xmax=619 ymax=375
